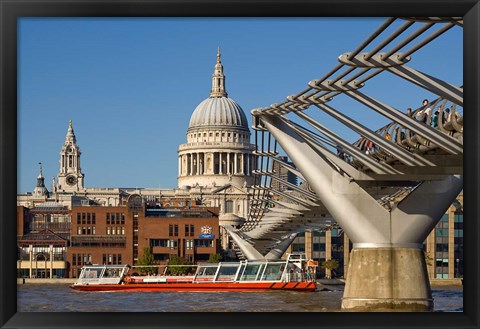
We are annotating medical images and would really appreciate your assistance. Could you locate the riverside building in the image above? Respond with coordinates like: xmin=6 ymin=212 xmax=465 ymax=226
xmin=17 ymin=49 xmax=252 ymax=277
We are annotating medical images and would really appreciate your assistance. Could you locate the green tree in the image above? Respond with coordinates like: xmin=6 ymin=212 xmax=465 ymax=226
xmin=208 ymin=253 xmax=222 ymax=263
xmin=167 ymin=256 xmax=194 ymax=275
xmin=135 ymin=247 xmax=157 ymax=275
xmin=321 ymin=259 xmax=340 ymax=278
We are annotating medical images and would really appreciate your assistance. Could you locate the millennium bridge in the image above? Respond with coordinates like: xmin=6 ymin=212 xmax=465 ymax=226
xmin=224 ymin=17 xmax=463 ymax=311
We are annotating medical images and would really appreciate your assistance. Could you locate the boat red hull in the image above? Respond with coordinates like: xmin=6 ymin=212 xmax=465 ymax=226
xmin=70 ymin=281 xmax=316 ymax=292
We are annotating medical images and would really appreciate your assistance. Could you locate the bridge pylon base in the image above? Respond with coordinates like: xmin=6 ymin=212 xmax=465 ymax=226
xmin=341 ymin=247 xmax=433 ymax=312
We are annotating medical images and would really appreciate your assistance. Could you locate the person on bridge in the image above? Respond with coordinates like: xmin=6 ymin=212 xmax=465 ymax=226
xmin=432 ymin=110 xmax=439 ymax=128
xmin=406 ymin=107 xmax=414 ymax=118
xmin=416 ymin=99 xmax=432 ymax=125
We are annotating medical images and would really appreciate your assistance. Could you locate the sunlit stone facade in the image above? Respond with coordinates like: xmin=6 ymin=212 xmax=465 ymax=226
xmin=178 ymin=48 xmax=255 ymax=189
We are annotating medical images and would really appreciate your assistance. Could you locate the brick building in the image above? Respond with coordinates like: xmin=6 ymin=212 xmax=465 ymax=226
xmin=68 ymin=205 xmax=134 ymax=278
xmin=139 ymin=205 xmax=220 ymax=264
xmin=65 ymin=194 xmax=220 ymax=278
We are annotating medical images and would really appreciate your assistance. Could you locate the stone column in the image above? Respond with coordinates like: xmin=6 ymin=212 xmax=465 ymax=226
xmin=425 ymin=230 xmax=435 ymax=279
xmin=325 ymin=230 xmax=332 ymax=279
xmin=240 ymin=153 xmax=244 ymax=174
xmin=234 ymin=153 xmax=238 ymax=174
xmin=29 ymin=245 xmax=33 ymax=279
xmin=305 ymin=231 xmax=313 ymax=260
xmin=219 ymin=153 xmax=223 ymax=174
xmin=196 ymin=153 xmax=200 ymax=175
xmin=178 ymin=156 xmax=182 ymax=177
xmin=227 ymin=153 xmax=230 ymax=174
xmin=190 ymin=153 xmax=193 ymax=176
xmin=448 ymin=205 xmax=455 ymax=278
xmin=49 ymin=245 xmax=54 ymax=279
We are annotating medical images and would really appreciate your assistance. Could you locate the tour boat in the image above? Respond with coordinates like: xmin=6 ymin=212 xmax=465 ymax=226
xmin=70 ymin=253 xmax=317 ymax=292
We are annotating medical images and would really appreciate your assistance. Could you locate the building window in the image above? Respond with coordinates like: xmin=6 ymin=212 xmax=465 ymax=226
xmin=82 ymin=213 xmax=86 ymax=224
xmin=92 ymin=213 xmax=96 ymax=224
xmin=77 ymin=213 xmax=81 ymax=225
xmin=185 ymin=224 xmax=194 ymax=237
xmin=102 ymin=254 xmax=107 ymax=264
xmin=121 ymin=227 xmax=125 ymax=235
xmin=106 ymin=213 xmax=110 ymax=225
xmin=195 ymin=239 xmax=214 ymax=248
xmin=169 ymin=224 xmax=173 ymax=237
xmin=435 ymin=228 xmax=448 ymax=237
xmin=174 ymin=224 xmax=178 ymax=237
xmin=92 ymin=227 xmax=96 ymax=235
xmin=168 ymin=240 xmax=178 ymax=249
xmin=77 ymin=227 xmax=82 ymax=235
xmin=121 ymin=213 xmax=125 ymax=225
xmin=118 ymin=254 xmax=122 ymax=265
xmin=107 ymin=227 xmax=111 ymax=235
xmin=225 ymin=200 xmax=234 ymax=213
xmin=87 ymin=213 xmax=91 ymax=224
xmin=72 ymin=254 xmax=76 ymax=266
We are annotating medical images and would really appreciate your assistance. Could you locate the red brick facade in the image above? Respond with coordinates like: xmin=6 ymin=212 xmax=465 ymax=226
xmin=65 ymin=198 xmax=219 ymax=278
xmin=138 ymin=206 xmax=220 ymax=264
xmin=68 ymin=206 xmax=135 ymax=278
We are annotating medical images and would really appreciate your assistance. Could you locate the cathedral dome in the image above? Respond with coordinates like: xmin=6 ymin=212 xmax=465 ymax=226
xmin=188 ymin=96 xmax=249 ymax=130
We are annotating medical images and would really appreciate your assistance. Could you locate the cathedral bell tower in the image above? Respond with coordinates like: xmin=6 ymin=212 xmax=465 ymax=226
xmin=57 ymin=120 xmax=84 ymax=192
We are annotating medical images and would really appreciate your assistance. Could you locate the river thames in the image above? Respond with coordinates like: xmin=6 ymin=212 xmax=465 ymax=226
xmin=17 ymin=284 xmax=463 ymax=312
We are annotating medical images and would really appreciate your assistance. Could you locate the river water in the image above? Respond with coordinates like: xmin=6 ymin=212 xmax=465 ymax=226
xmin=17 ymin=284 xmax=462 ymax=312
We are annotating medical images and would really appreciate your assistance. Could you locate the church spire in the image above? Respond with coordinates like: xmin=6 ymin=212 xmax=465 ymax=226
xmin=65 ymin=119 xmax=76 ymax=144
xmin=36 ymin=162 xmax=45 ymax=187
xmin=210 ymin=47 xmax=228 ymax=98
xmin=33 ymin=161 xmax=49 ymax=198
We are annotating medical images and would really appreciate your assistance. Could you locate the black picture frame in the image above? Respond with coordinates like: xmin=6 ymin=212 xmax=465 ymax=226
xmin=1 ymin=0 xmax=478 ymax=328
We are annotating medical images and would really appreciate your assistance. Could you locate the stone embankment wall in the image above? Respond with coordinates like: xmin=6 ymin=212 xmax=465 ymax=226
xmin=17 ymin=278 xmax=76 ymax=284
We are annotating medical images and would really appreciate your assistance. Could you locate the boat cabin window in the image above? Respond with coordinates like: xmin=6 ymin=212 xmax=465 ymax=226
xmin=103 ymin=268 xmax=122 ymax=278
xmin=261 ymin=263 xmax=285 ymax=281
xmin=216 ymin=264 xmax=238 ymax=281
xmin=80 ymin=267 xmax=103 ymax=279
xmin=196 ymin=265 xmax=218 ymax=276
xmin=240 ymin=264 xmax=261 ymax=281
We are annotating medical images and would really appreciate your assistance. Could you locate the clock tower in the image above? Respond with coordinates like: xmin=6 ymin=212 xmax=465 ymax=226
xmin=57 ymin=120 xmax=85 ymax=192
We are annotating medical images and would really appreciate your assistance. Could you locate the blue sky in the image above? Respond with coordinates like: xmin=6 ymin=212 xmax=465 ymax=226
xmin=18 ymin=18 xmax=463 ymax=193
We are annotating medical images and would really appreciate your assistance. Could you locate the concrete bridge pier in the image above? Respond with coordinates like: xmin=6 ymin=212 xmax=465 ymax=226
xmin=342 ymin=247 xmax=432 ymax=312
xmin=260 ymin=114 xmax=463 ymax=312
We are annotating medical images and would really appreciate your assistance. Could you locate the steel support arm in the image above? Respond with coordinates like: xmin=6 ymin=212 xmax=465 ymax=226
xmin=222 ymin=226 xmax=265 ymax=260
xmin=391 ymin=174 xmax=463 ymax=244
xmin=260 ymin=113 xmax=390 ymax=244
xmin=265 ymin=233 xmax=299 ymax=260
